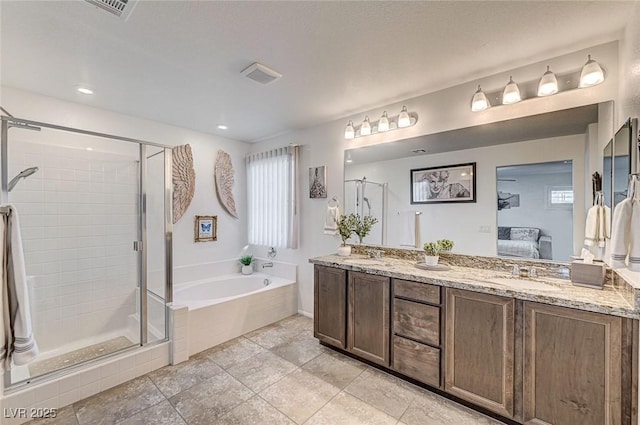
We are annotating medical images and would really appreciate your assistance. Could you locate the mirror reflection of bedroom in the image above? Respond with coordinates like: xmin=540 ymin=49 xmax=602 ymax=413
xmin=497 ymin=160 xmax=573 ymax=262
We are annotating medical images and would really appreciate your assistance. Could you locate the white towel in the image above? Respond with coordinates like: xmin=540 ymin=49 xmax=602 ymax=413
xmin=1 ymin=205 xmax=39 ymax=371
xmin=399 ymin=211 xmax=418 ymax=247
xmin=584 ymin=205 xmax=610 ymax=248
xmin=323 ymin=206 xmax=340 ymax=235
xmin=629 ymin=200 xmax=640 ymax=272
xmin=610 ymin=198 xmax=633 ymax=268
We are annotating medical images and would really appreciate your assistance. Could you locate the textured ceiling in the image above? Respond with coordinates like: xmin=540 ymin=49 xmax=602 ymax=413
xmin=0 ymin=1 xmax=634 ymax=142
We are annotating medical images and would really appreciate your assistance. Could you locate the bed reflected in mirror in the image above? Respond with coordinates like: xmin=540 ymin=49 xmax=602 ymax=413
xmin=497 ymin=160 xmax=573 ymax=262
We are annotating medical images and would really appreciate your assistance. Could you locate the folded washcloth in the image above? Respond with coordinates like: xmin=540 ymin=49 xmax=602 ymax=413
xmin=323 ymin=206 xmax=340 ymax=235
xmin=610 ymin=198 xmax=633 ymax=268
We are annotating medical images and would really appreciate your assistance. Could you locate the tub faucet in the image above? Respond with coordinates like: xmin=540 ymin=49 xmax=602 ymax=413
xmin=262 ymin=262 xmax=274 ymax=269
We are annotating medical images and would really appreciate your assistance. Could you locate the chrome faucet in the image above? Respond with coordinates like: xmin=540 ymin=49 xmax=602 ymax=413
xmin=262 ymin=262 xmax=274 ymax=269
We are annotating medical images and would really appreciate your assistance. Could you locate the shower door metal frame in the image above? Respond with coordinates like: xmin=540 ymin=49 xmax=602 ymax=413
xmin=1 ymin=115 xmax=173 ymax=390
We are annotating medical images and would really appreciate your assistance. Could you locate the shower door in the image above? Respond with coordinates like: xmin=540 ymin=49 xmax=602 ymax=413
xmin=1 ymin=116 xmax=172 ymax=387
xmin=343 ymin=179 xmax=387 ymax=245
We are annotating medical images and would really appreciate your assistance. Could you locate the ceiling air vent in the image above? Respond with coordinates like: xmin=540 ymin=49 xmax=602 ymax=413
xmin=241 ymin=63 xmax=283 ymax=85
xmin=84 ymin=0 xmax=138 ymax=20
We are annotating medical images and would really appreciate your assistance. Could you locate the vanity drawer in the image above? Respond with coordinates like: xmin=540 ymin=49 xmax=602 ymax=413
xmin=393 ymin=298 xmax=440 ymax=346
xmin=393 ymin=335 xmax=440 ymax=388
xmin=393 ymin=279 xmax=440 ymax=305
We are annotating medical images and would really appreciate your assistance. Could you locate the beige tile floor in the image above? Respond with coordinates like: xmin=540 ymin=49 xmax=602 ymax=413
xmin=27 ymin=315 xmax=506 ymax=425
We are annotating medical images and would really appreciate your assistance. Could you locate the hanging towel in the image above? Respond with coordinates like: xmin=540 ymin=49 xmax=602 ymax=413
xmin=323 ymin=206 xmax=340 ymax=235
xmin=610 ymin=198 xmax=633 ymax=268
xmin=629 ymin=200 xmax=640 ymax=272
xmin=399 ymin=211 xmax=418 ymax=247
xmin=1 ymin=205 xmax=39 ymax=371
xmin=584 ymin=205 xmax=611 ymax=248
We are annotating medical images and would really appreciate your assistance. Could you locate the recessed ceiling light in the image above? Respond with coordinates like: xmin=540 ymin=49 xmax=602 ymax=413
xmin=86 ymin=147 xmax=94 ymax=151
xmin=217 ymin=125 xmax=228 ymax=130
xmin=77 ymin=87 xmax=94 ymax=95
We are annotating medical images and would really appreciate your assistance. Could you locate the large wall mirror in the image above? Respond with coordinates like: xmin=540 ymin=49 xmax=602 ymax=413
xmin=344 ymin=102 xmax=613 ymax=264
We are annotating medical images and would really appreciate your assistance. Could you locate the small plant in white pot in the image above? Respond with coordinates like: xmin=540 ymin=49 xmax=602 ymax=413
xmin=354 ymin=214 xmax=379 ymax=244
xmin=423 ymin=242 xmax=442 ymax=266
xmin=438 ymin=239 xmax=454 ymax=253
xmin=336 ymin=214 xmax=357 ymax=256
xmin=240 ymin=255 xmax=254 ymax=275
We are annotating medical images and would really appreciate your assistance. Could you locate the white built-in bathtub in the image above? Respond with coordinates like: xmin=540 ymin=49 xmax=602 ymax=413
xmin=169 ymin=260 xmax=297 ymax=357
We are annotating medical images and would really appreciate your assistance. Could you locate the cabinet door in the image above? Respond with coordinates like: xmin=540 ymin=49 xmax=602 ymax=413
xmin=348 ymin=271 xmax=390 ymax=366
xmin=445 ymin=289 xmax=515 ymax=418
xmin=314 ymin=265 xmax=347 ymax=349
xmin=523 ymin=302 xmax=622 ymax=425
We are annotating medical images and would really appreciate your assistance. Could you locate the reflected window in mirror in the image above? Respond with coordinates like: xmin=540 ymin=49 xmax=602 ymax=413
xmin=497 ymin=161 xmax=573 ymax=262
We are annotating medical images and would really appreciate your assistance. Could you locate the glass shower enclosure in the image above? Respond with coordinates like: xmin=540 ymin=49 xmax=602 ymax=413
xmin=1 ymin=115 xmax=172 ymax=388
xmin=344 ymin=177 xmax=387 ymax=245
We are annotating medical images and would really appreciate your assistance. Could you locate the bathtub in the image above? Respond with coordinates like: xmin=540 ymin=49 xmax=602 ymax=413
xmin=170 ymin=269 xmax=297 ymax=357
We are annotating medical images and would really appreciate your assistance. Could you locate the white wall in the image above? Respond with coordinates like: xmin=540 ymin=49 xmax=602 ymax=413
xmin=345 ymin=135 xmax=584 ymax=260
xmin=252 ymin=43 xmax=618 ymax=316
xmin=617 ymin=2 xmax=640 ymax=131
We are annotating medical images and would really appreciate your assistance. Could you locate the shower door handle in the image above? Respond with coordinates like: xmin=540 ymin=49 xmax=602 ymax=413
xmin=133 ymin=241 xmax=144 ymax=251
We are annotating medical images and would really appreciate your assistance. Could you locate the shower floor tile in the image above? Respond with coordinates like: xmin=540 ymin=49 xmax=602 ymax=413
xmin=28 ymin=336 xmax=135 ymax=377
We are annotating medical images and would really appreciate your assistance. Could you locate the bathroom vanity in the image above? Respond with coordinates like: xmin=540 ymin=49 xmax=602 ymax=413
xmin=310 ymin=250 xmax=639 ymax=425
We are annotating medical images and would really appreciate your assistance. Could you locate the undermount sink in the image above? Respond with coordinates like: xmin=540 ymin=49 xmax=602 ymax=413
xmin=343 ymin=258 xmax=389 ymax=266
xmin=487 ymin=277 xmax=562 ymax=291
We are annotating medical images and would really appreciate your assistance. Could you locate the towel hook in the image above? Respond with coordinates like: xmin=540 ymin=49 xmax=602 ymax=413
xmin=328 ymin=196 xmax=339 ymax=207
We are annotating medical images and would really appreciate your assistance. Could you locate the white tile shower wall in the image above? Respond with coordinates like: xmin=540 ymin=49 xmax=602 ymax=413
xmin=0 ymin=342 xmax=170 ymax=425
xmin=10 ymin=141 xmax=139 ymax=352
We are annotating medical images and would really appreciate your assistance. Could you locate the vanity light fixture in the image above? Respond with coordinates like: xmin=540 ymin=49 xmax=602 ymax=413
xmin=537 ymin=66 xmax=558 ymax=96
xmin=471 ymin=85 xmax=490 ymax=111
xmin=344 ymin=120 xmax=355 ymax=139
xmin=579 ymin=55 xmax=605 ymax=88
xmin=342 ymin=106 xmax=418 ymax=140
xmin=398 ymin=106 xmax=411 ymax=128
xmin=471 ymin=55 xmax=607 ymax=112
xmin=360 ymin=116 xmax=372 ymax=136
xmin=378 ymin=111 xmax=390 ymax=132
xmin=502 ymin=76 xmax=521 ymax=105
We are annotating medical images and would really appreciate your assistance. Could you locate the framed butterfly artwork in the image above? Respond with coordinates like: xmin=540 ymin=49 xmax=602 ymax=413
xmin=195 ymin=215 xmax=218 ymax=242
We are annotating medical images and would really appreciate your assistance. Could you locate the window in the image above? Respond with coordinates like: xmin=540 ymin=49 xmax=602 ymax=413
xmin=546 ymin=185 xmax=574 ymax=209
xmin=246 ymin=146 xmax=298 ymax=248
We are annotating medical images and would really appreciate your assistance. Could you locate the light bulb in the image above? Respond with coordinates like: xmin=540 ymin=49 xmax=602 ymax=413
xmin=502 ymin=76 xmax=521 ymax=105
xmin=344 ymin=120 xmax=355 ymax=139
xmin=398 ymin=106 xmax=411 ymax=128
xmin=378 ymin=111 xmax=390 ymax=132
xmin=537 ymin=66 xmax=558 ymax=96
xmin=361 ymin=116 xmax=371 ymax=136
xmin=579 ymin=55 xmax=605 ymax=88
xmin=471 ymin=85 xmax=490 ymax=111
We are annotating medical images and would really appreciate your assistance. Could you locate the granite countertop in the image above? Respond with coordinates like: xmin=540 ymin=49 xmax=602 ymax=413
xmin=310 ymin=254 xmax=639 ymax=319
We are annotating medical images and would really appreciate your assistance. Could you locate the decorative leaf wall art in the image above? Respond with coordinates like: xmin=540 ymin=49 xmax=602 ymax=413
xmin=215 ymin=149 xmax=239 ymax=218
xmin=172 ymin=144 xmax=196 ymax=224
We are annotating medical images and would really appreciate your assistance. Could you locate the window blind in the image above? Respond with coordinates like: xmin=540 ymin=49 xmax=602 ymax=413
xmin=246 ymin=146 xmax=298 ymax=248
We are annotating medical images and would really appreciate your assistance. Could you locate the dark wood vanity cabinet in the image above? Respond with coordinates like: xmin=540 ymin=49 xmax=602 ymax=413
xmin=313 ymin=266 xmax=390 ymax=366
xmin=391 ymin=278 xmax=442 ymax=388
xmin=314 ymin=265 xmax=347 ymax=349
xmin=523 ymin=302 xmax=629 ymax=425
xmin=348 ymin=271 xmax=390 ymax=366
xmin=445 ymin=289 xmax=516 ymax=419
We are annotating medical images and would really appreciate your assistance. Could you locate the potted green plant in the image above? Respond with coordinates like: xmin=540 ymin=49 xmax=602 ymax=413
xmin=240 ymin=255 xmax=253 ymax=275
xmin=438 ymin=239 xmax=454 ymax=253
xmin=336 ymin=214 xmax=357 ymax=256
xmin=423 ymin=241 xmax=442 ymax=266
xmin=353 ymin=214 xmax=379 ymax=244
